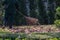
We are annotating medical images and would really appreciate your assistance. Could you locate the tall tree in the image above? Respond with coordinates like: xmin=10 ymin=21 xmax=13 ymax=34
xmin=56 ymin=0 xmax=60 ymax=7
xmin=15 ymin=0 xmax=27 ymax=25
xmin=29 ymin=0 xmax=37 ymax=18
xmin=48 ymin=0 xmax=56 ymax=24
xmin=3 ymin=0 xmax=17 ymax=28
xmin=38 ymin=0 xmax=48 ymax=24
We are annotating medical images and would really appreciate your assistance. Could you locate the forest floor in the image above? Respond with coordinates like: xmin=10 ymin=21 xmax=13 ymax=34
xmin=0 ymin=25 xmax=60 ymax=34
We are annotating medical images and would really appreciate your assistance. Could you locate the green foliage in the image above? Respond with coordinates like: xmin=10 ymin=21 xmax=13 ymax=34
xmin=49 ymin=38 xmax=58 ymax=40
xmin=54 ymin=20 xmax=60 ymax=27
xmin=56 ymin=7 xmax=60 ymax=12
xmin=54 ymin=7 xmax=60 ymax=27
xmin=56 ymin=7 xmax=60 ymax=19
xmin=0 ymin=30 xmax=60 ymax=40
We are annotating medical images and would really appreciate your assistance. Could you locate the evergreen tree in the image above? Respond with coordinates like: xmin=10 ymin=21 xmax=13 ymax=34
xmin=15 ymin=0 xmax=27 ymax=25
xmin=29 ymin=0 xmax=37 ymax=18
xmin=48 ymin=0 xmax=56 ymax=24
xmin=38 ymin=0 xmax=47 ymax=24
xmin=3 ymin=0 xmax=17 ymax=28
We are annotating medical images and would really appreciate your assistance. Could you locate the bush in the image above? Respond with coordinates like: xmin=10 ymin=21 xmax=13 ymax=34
xmin=54 ymin=20 xmax=60 ymax=27
xmin=55 ymin=7 xmax=60 ymax=19
xmin=56 ymin=7 xmax=60 ymax=12
xmin=49 ymin=38 xmax=58 ymax=40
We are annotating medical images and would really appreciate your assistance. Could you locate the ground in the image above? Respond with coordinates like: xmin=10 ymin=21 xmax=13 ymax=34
xmin=0 ymin=25 xmax=60 ymax=40
xmin=0 ymin=25 xmax=60 ymax=34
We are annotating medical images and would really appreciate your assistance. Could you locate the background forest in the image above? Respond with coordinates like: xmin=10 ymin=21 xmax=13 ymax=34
xmin=0 ymin=0 xmax=60 ymax=26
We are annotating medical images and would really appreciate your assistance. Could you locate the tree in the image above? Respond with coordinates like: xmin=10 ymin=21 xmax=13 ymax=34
xmin=3 ymin=0 xmax=17 ymax=28
xmin=29 ymin=0 xmax=37 ymax=18
xmin=0 ymin=0 xmax=5 ymax=26
xmin=56 ymin=0 xmax=60 ymax=7
xmin=38 ymin=0 xmax=48 ymax=24
xmin=48 ymin=0 xmax=56 ymax=24
xmin=15 ymin=0 xmax=27 ymax=25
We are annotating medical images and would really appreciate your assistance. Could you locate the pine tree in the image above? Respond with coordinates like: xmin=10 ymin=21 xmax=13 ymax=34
xmin=15 ymin=0 xmax=27 ymax=25
xmin=38 ymin=0 xmax=47 ymax=24
xmin=29 ymin=0 xmax=37 ymax=18
xmin=3 ymin=0 xmax=17 ymax=28
xmin=48 ymin=0 xmax=56 ymax=24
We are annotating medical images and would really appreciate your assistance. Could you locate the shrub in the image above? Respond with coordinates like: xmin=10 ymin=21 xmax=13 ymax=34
xmin=49 ymin=38 xmax=58 ymax=40
xmin=55 ymin=7 xmax=60 ymax=19
xmin=54 ymin=20 xmax=60 ymax=28
xmin=56 ymin=7 xmax=60 ymax=12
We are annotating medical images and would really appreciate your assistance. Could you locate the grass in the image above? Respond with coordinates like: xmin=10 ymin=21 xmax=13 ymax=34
xmin=0 ymin=25 xmax=60 ymax=40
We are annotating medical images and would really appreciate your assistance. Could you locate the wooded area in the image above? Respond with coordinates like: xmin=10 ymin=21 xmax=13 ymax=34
xmin=0 ymin=0 xmax=60 ymax=26
xmin=0 ymin=0 xmax=60 ymax=40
